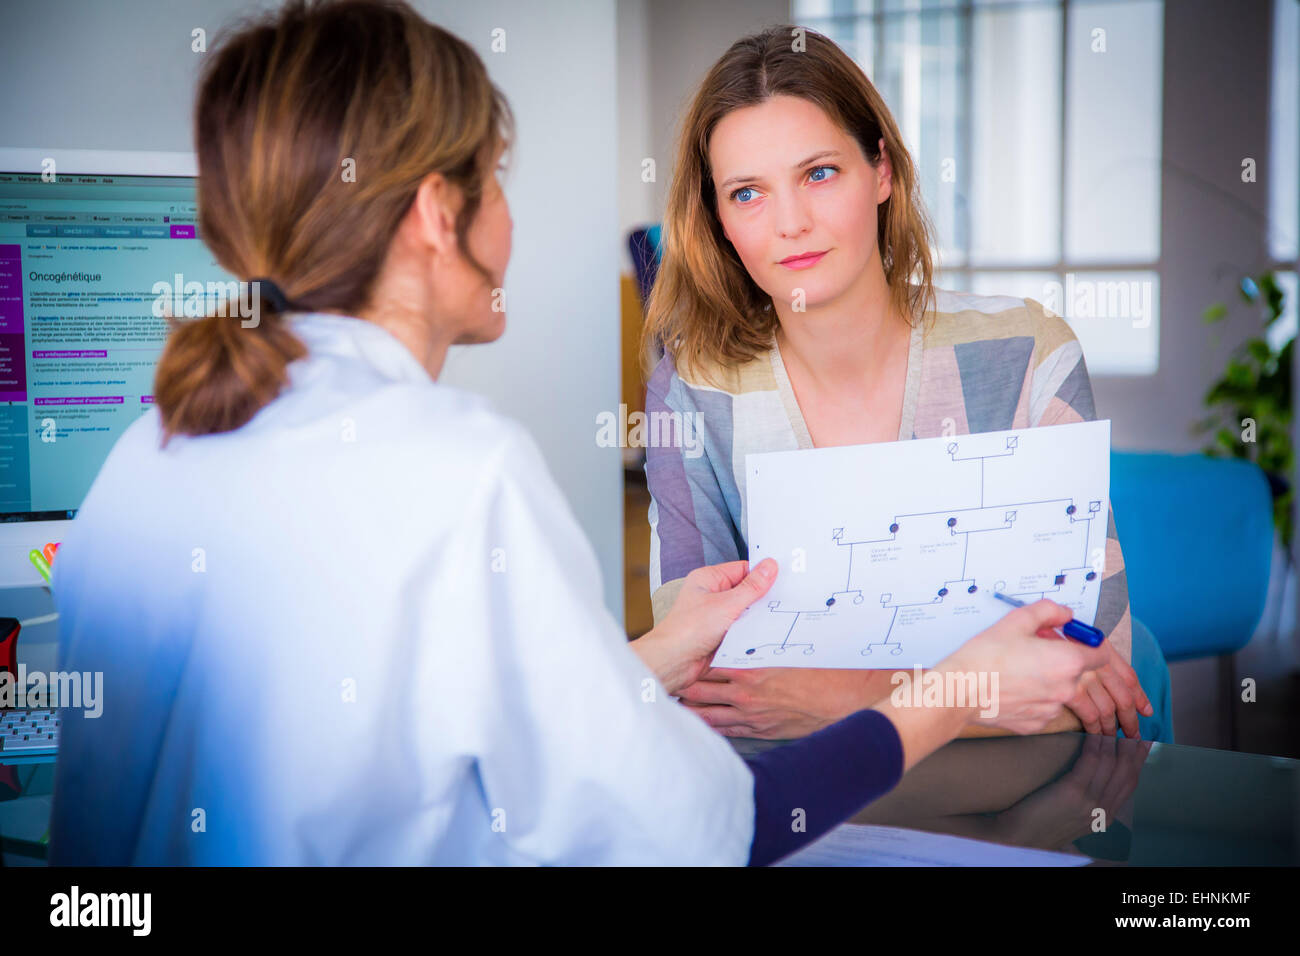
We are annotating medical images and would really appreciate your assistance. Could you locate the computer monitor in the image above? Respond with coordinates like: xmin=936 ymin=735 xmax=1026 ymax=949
xmin=0 ymin=148 xmax=236 ymax=588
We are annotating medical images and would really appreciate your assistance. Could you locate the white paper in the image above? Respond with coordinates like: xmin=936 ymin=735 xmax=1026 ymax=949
xmin=776 ymin=823 xmax=1092 ymax=867
xmin=714 ymin=421 xmax=1111 ymax=669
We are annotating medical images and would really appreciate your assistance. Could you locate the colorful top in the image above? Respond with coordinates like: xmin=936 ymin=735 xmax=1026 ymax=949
xmin=644 ymin=287 xmax=1133 ymax=664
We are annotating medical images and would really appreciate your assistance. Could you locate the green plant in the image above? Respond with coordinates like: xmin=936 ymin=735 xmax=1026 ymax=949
xmin=1196 ymin=271 xmax=1293 ymax=547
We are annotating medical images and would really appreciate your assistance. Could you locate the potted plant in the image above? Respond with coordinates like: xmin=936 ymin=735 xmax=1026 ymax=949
xmin=1196 ymin=271 xmax=1293 ymax=548
xmin=1197 ymin=271 xmax=1295 ymax=654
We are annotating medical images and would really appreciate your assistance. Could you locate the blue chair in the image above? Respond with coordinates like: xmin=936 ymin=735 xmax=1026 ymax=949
xmin=1110 ymin=451 xmax=1275 ymax=747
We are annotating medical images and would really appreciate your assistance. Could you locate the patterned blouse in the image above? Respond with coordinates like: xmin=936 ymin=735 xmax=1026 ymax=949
xmin=643 ymin=287 xmax=1133 ymax=665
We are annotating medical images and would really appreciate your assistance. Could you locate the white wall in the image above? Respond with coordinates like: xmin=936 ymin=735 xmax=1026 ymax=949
xmin=617 ymin=0 xmax=653 ymax=272
xmin=0 ymin=0 xmax=625 ymax=618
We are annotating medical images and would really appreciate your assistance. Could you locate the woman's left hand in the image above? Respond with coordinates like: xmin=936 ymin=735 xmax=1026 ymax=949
xmin=676 ymin=667 xmax=895 ymax=739
xmin=1063 ymin=640 xmax=1153 ymax=737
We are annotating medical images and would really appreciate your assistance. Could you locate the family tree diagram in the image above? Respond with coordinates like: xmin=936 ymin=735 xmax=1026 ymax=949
xmin=713 ymin=421 xmax=1112 ymax=670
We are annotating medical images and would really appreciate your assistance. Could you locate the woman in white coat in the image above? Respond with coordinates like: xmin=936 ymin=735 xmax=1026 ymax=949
xmin=49 ymin=0 xmax=1108 ymax=866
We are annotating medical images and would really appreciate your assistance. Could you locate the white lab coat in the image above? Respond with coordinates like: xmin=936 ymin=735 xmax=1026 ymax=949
xmin=49 ymin=312 xmax=755 ymax=865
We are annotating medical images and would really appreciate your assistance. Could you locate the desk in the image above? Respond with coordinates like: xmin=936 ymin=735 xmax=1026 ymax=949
xmin=0 ymin=753 xmax=53 ymax=864
xmin=4 ymin=733 xmax=1297 ymax=865
xmin=732 ymin=732 xmax=1300 ymax=865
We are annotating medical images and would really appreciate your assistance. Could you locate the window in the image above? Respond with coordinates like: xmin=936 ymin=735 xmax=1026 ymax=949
xmin=792 ymin=0 xmax=1164 ymax=374
xmin=1268 ymin=0 xmax=1298 ymax=353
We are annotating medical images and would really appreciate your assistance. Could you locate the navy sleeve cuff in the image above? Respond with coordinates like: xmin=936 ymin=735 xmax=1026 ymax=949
xmin=744 ymin=708 xmax=904 ymax=866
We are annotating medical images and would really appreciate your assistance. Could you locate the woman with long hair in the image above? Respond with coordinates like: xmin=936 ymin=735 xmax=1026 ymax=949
xmin=643 ymin=25 xmax=1172 ymax=744
xmin=50 ymin=2 xmax=1109 ymax=865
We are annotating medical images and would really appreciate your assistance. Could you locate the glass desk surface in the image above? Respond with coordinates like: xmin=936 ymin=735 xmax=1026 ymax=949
xmin=729 ymin=731 xmax=1300 ymax=866
xmin=4 ymin=733 xmax=1297 ymax=865
xmin=0 ymin=754 xmax=54 ymax=864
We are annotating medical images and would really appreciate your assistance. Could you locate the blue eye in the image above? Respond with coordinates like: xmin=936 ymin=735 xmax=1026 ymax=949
xmin=808 ymin=165 xmax=839 ymax=183
xmin=732 ymin=186 xmax=758 ymax=204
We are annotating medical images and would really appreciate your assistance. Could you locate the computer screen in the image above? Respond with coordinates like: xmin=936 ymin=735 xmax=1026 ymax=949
xmin=0 ymin=161 xmax=234 ymax=525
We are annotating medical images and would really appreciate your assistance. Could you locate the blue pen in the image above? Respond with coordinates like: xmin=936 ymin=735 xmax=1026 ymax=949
xmin=991 ymin=592 xmax=1106 ymax=646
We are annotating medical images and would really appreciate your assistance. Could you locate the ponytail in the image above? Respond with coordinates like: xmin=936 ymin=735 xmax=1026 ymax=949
xmin=153 ymin=284 xmax=306 ymax=443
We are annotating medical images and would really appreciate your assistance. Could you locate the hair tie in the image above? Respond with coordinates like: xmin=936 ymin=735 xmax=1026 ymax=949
xmin=249 ymin=277 xmax=293 ymax=314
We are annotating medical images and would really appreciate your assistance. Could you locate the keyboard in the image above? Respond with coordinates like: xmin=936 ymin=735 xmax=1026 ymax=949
xmin=0 ymin=709 xmax=60 ymax=756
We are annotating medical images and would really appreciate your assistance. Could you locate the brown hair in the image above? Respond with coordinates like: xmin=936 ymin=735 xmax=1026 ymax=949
xmin=641 ymin=24 xmax=934 ymax=381
xmin=154 ymin=0 xmax=513 ymax=440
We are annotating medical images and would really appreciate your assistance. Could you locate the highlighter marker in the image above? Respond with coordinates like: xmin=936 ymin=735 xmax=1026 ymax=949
xmin=28 ymin=549 xmax=51 ymax=584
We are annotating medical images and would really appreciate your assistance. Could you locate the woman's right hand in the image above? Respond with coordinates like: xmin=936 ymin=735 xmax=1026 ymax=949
xmin=939 ymin=599 xmax=1112 ymax=735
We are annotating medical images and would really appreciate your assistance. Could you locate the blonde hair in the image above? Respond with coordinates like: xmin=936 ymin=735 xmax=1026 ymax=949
xmin=642 ymin=25 xmax=934 ymax=381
